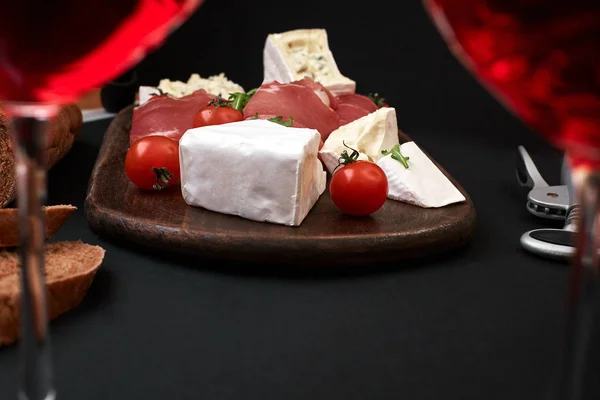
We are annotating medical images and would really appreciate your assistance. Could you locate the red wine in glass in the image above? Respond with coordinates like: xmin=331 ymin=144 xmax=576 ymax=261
xmin=422 ymin=1 xmax=600 ymax=399
xmin=0 ymin=1 xmax=202 ymax=399
xmin=0 ymin=0 xmax=202 ymax=103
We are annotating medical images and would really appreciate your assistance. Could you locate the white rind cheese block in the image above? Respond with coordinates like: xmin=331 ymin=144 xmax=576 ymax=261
xmin=138 ymin=86 xmax=158 ymax=105
xmin=179 ymin=119 xmax=326 ymax=226
xmin=319 ymin=107 xmax=400 ymax=174
xmin=377 ymin=141 xmax=466 ymax=208
xmin=263 ymin=29 xmax=356 ymax=96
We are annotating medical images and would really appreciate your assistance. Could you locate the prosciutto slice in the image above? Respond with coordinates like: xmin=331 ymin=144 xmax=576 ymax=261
xmin=130 ymin=89 xmax=215 ymax=145
xmin=335 ymin=103 xmax=371 ymax=126
xmin=243 ymin=79 xmax=340 ymax=141
xmin=293 ymin=78 xmax=339 ymax=109
xmin=336 ymin=94 xmax=378 ymax=113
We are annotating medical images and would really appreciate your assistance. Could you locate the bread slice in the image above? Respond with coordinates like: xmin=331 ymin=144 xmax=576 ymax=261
xmin=0 ymin=241 xmax=105 ymax=346
xmin=0 ymin=104 xmax=83 ymax=208
xmin=0 ymin=113 xmax=15 ymax=208
xmin=0 ymin=205 xmax=77 ymax=248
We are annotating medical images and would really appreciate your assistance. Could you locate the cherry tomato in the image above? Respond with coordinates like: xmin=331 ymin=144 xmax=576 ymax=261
xmin=125 ymin=136 xmax=181 ymax=191
xmin=192 ymin=105 xmax=243 ymax=128
xmin=329 ymin=161 xmax=388 ymax=216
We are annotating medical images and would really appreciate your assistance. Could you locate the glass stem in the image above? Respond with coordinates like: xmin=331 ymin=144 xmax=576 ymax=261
xmin=557 ymin=172 xmax=600 ymax=400
xmin=9 ymin=108 xmax=56 ymax=400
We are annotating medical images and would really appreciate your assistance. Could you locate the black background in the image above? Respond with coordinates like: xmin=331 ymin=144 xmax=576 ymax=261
xmin=2 ymin=0 xmax=600 ymax=399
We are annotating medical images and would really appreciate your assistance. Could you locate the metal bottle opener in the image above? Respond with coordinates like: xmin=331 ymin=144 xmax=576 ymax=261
xmin=516 ymin=145 xmax=570 ymax=220
xmin=517 ymin=146 xmax=579 ymax=261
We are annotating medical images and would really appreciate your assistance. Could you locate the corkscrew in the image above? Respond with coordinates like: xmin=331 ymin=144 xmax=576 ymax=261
xmin=517 ymin=145 xmax=579 ymax=261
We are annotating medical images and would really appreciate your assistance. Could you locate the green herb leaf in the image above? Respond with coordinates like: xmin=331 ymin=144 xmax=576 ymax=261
xmin=229 ymin=88 xmax=257 ymax=112
xmin=367 ymin=92 xmax=388 ymax=108
xmin=381 ymin=144 xmax=410 ymax=169
xmin=249 ymin=112 xmax=259 ymax=120
xmin=267 ymin=115 xmax=294 ymax=127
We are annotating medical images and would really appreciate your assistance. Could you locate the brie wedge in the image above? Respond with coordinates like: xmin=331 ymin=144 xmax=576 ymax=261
xmin=179 ymin=119 xmax=326 ymax=226
xmin=319 ymin=107 xmax=400 ymax=174
xmin=263 ymin=29 xmax=356 ymax=96
xmin=377 ymin=142 xmax=466 ymax=208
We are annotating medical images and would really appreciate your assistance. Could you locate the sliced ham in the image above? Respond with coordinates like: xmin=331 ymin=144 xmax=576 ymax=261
xmin=335 ymin=103 xmax=371 ymax=126
xmin=336 ymin=94 xmax=378 ymax=113
xmin=243 ymin=79 xmax=340 ymax=142
xmin=130 ymin=89 xmax=215 ymax=145
xmin=293 ymin=78 xmax=339 ymax=109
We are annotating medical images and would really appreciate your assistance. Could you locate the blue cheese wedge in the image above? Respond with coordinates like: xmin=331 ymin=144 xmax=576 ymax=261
xmin=377 ymin=142 xmax=466 ymax=208
xmin=263 ymin=29 xmax=356 ymax=96
xmin=179 ymin=119 xmax=326 ymax=226
xmin=138 ymin=73 xmax=244 ymax=105
xmin=319 ymin=107 xmax=400 ymax=173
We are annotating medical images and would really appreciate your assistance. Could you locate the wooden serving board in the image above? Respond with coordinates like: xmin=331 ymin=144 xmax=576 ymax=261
xmin=85 ymin=106 xmax=476 ymax=266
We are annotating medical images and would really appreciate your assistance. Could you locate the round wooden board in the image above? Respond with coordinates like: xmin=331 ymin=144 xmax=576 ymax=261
xmin=85 ymin=106 xmax=476 ymax=267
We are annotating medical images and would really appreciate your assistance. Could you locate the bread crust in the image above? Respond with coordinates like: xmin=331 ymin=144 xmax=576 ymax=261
xmin=0 ymin=205 xmax=77 ymax=248
xmin=0 ymin=241 xmax=105 ymax=346
xmin=0 ymin=104 xmax=83 ymax=208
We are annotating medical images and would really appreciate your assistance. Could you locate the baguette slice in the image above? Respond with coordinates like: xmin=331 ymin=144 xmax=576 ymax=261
xmin=0 ymin=205 xmax=77 ymax=248
xmin=0 ymin=241 xmax=105 ymax=346
xmin=0 ymin=104 xmax=83 ymax=208
xmin=0 ymin=112 xmax=15 ymax=208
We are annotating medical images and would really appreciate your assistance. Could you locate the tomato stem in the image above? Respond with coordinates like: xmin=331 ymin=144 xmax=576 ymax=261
xmin=333 ymin=141 xmax=361 ymax=173
xmin=150 ymin=88 xmax=165 ymax=97
xmin=207 ymin=94 xmax=232 ymax=109
xmin=151 ymin=167 xmax=174 ymax=191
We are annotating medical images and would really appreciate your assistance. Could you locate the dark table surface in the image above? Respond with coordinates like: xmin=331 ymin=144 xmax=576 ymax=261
xmin=2 ymin=0 xmax=600 ymax=398
xmin=3 ymin=112 xmax=599 ymax=400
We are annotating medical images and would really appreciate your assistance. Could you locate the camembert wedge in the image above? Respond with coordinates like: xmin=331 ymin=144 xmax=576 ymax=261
xmin=263 ymin=29 xmax=356 ymax=96
xmin=319 ymin=107 xmax=400 ymax=173
xmin=179 ymin=119 xmax=326 ymax=226
xmin=377 ymin=142 xmax=466 ymax=208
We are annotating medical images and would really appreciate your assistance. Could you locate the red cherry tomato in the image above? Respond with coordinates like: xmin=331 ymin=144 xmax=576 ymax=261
xmin=329 ymin=161 xmax=388 ymax=216
xmin=125 ymin=136 xmax=180 ymax=191
xmin=192 ymin=105 xmax=243 ymax=128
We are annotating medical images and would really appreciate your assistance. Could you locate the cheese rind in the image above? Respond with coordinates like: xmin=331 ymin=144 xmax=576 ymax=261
xmin=319 ymin=107 xmax=400 ymax=173
xmin=377 ymin=142 xmax=466 ymax=208
xmin=179 ymin=120 xmax=326 ymax=226
xmin=263 ymin=29 xmax=356 ymax=96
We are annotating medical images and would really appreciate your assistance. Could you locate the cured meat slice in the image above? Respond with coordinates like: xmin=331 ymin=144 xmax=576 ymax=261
xmin=243 ymin=79 xmax=340 ymax=141
xmin=336 ymin=94 xmax=378 ymax=113
xmin=130 ymin=89 xmax=215 ymax=145
xmin=292 ymin=77 xmax=339 ymax=109
xmin=335 ymin=103 xmax=371 ymax=126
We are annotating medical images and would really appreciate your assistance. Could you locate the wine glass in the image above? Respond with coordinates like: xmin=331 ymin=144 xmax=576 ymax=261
xmin=0 ymin=1 xmax=203 ymax=399
xmin=421 ymin=1 xmax=600 ymax=399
